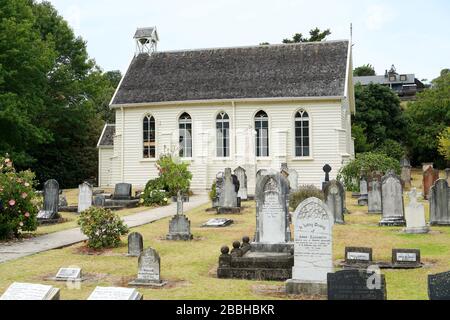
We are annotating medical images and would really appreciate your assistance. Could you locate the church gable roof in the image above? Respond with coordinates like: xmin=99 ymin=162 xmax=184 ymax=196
xmin=97 ymin=124 xmax=115 ymax=148
xmin=112 ymin=40 xmax=349 ymax=106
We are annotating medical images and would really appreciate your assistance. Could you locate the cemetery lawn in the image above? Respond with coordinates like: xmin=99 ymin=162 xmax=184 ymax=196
xmin=0 ymin=169 xmax=449 ymax=300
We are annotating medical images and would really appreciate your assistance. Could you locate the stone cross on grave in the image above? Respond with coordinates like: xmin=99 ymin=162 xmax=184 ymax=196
xmin=176 ymin=191 xmax=183 ymax=215
xmin=322 ymin=164 xmax=332 ymax=190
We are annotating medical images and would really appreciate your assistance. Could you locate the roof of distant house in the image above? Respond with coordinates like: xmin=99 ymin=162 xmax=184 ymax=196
xmin=97 ymin=124 xmax=115 ymax=147
xmin=111 ymin=40 xmax=350 ymax=106
xmin=354 ymin=74 xmax=416 ymax=86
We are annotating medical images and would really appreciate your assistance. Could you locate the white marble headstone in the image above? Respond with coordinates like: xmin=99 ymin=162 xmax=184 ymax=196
xmin=292 ymin=197 xmax=333 ymax=283
xmin=78 ymin=182 xmax=93 ymax=213
xmin=404 ymin=189 xmax=429 ymax=233
xmin=0 ymin=282 xmax=59 ymax=300
xmin=87 ymin=286 xmax=141 ymax=300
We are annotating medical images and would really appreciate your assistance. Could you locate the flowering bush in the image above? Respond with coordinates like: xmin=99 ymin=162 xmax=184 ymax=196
xmin=78 ymin=207 xmax=129 ymax=249
xmin=0 ymin=155 xmax=39 ymax=239
xmin=156 ymin=154 xmax=192 ymax=197
xmin=141 ymin=187 xmax=169 ymax=207
xmin=289 ymin=185 xmax=324 ymax=210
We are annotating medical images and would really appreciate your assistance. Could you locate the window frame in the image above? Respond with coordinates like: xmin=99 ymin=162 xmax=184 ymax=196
xmin=142 ymin=113 xmax=157 ymax=161
xmin=178 ymin=112 xmax=193 ymax=159
xmin=292 ymin=108 xmax=313 ymax=160
xmin=254 ymin=110 xmax=270 ymax=159
xmin=215 ymin=111 xmax=231 ymax=159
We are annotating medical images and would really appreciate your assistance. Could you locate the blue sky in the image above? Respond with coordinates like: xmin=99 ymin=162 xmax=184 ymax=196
xmin=46 ymin=0 xmax=449 ymax=82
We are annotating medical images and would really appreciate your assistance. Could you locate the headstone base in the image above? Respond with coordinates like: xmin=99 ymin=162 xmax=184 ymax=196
xmin=128 ymin=279 xmax=167 ymax=287
xmin=217 ymin=207 xmax=241 ymax=214
xmin=285 ymin=279 xmax=327 ymax=296
xmin=379 ymin=217 xmax=406 ymax=226
xmin=402 ymin=226 xmax=430 ymax=234
xmin=165 ymin=233 xmax=193 ymax=241
xmin=352 ymin=192 xmax=360 ymax=199
xmin=250 ymin=242 xmax=294 ymax=254
xmin=357 ymin=197 xmax=368 ymax=206
xmin=430 ymin=221 xmax=450 ymax=226
xmin=37 ymin=216 xmax=63 ymax=225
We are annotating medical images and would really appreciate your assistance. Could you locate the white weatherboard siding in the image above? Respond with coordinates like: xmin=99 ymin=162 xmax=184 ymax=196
xmin=106 ymin=99 xmax=353 ymax=194
xmin=98 ymin=148 xmax=113 ymax=187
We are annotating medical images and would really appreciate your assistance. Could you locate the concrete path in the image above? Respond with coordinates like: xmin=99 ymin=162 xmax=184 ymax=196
xmin=0 ymin=195 xmax=209 ymax=264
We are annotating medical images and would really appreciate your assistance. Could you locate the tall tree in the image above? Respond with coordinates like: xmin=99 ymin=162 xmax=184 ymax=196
xmin=353 ymin=83 xmax=407 ymax=147
xmin=405 ymin=70 xmax=450 ymax=167
xmin=282 ymin=28 xmax=331 ymax=43
xmin=354 ymin=64 xmax=376 ymax=76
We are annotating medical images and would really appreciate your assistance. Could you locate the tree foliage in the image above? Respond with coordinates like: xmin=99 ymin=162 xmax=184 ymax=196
xmin=0 ymin=0 xmax=119 ymax=188
xmin=354 ymin=64 xmax=376 ymax=76
xmin=353 ymin=83 xmax=407 ymax=146
xmin=405 ymin=70 xmax=450 ymax=167
xmin=437 ymin=127 xmax=450 ymax=161
xmin=282 ymin=28 xmax=331 ymax=43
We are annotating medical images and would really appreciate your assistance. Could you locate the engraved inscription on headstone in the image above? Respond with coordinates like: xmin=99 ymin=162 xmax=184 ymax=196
xmin=129 ymin=248 xmax=167 ymax=287
xmin=0 ymin=282 xmax=60 ymax=300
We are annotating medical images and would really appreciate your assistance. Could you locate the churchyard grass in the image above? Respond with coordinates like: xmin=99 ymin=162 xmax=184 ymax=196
xmin=0 ymin=168 xmax=449 ymax=299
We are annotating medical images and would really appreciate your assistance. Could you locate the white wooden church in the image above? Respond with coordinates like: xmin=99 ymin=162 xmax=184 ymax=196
xmin=97 ymin=27 xmax=356 ymax=194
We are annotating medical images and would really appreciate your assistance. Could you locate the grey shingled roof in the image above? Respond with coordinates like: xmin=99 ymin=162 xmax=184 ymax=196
xmin=134 ymin=27 xmax=156 ymax=39
xmin=98 ymin=124 xmax=115 ymax=147
xmin=112 ymin=40 xmax=350 ymax=105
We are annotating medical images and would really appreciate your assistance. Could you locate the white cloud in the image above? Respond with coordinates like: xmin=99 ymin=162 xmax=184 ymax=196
xmin=365 ymin=4 xmax=395 ymax=31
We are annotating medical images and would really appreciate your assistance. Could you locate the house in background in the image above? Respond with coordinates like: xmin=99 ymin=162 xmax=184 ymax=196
xmin=97 ymin=27 xmax=356 ymax=194
xmin=354 ymin=65 xmax=425 ymax=101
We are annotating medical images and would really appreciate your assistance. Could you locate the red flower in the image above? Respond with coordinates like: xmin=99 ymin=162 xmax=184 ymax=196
xmin=24 ymin=212 xmax=30 ymax=218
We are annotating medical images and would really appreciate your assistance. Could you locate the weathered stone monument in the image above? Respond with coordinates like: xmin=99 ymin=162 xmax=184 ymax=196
xmin=327 ymin=269 xmax=386 ymax=300
xmin=254 ymin=173 xmax=291 ymax=250
xmin=423 ymin=166 xmax=440 ymax=200
xmin=37 ymin=179 xmax=60 ymax=221
xmin=217 ymin=168 xmax=240 ymax=214
xmin=428 ymin=270 xmax=450 ymax=300
xmin=286 ymin=197 xmax=333 ymax=295
xmin=357 ymin=172 xmax=368 ymax=206
xmin=430 ymin=179 xmax=450 ymax=226
xmin=0 ymin=282 xmax=60 ymax=300
xmin=368 ymin=172 xmax=382 ymax=214
xmin=379 ymin=171 xmax=406 ymax=226
xmin=101 ymin=183 xmax=139 ymax=209
xmin=400 ymin=157 xmax=412 ymax=190
xmin=212 ymin=172 xmax=224 ymax=208
xmin=112 ymin=183 xmax=132 ymax=200
xmin=323 ymin=180 xmax=345 ymax=224
xmin=322 ymin=164 xmax=332 ymax=191
xmin=77 ymin=182 xmax=93 ymax=213
xmin=166 ymin=192 xmax=193 ymax=240
xmin=280 ymin=163 xmax=299 ymax=191
xmin=404 ymin=188 xmax=429 ymax=233
xmin=234 ymin=166 xmax=248 ymax=201
xmin=128 ymin=232 xmax=144 ymax=257
xmin=129 ymin=248 xmax=167 ymax=287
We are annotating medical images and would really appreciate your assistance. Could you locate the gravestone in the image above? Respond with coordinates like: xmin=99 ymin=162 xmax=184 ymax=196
xmin=129 ymin=248 xmax=167 ymax=287
xmin=404 ymin=188 xmax=429 ymax=233
xmin=234 ymin=167 xmax=248 ymax=201
xmin=345 ymin=247 xmax=373 ymax=265
xmin=93 ymin=195 xmax=106 ymax=207
xmin=323 ymin=180 xmax=345 ymax=224
xmin=286 ymin=197 xmax=333 ymax=295
xmin=254 ymin=173 xmax=290 ymax=245
xmin=327 ymin=269 xmax=386 ymax=300
xmin=112 ymin=183 xmax=132 ymax=200
xmin=281 ymin=163 xmax=299 ymax=191
xmin=37 ymin=179 xmax=60 ymax=220
xmin=368 ymin=172 xmax=382 ymax=214
xmin=128 ymin=232 xmax=144 ymax=257
xmin=357 ymin=173 xmax=368 ymax=206
xmin=59 ymin=194 xmax=68 ymax=207
xmin=256 ymin=169 xmax=270 ymax=192
xmin=88 ymin=287 xmax=142 ymax=300
xmin=429 ymin=179 xmax=450 ymax=226
xmin=202 ymin=218 xmax=234 ymax=228
xmin=379 ymin=171 xmax=406 ymax=226
xmin=400 ymin=157 xmax=412 ymax=190
xmin=423 ymin=167 xmax=439 ymax=200
xmin=392 ymin=249 xmax=421 ymax=268
xmin=77 ymin=182 xmax=93 ymax=213
xmin=428 ymin=271 xmax=450 ymax=300
xmin=217 ymin=168 xmax=240 ymax=213
xmin=54 ymin=268 xmax=82 ymax=281
xmin=446 ymin=168 xmax=450 ymax=184
xmin=322 ymin=164 xmax=332 ymax=191
xmin=0 ymin=282 xmax=60 ymax=300
xmin=422 ymin=162 xmax=434 ymax=172
xmin=167 ymin=192 xmax=193 ymax=240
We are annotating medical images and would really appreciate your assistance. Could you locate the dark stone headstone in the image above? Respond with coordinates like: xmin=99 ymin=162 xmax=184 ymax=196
xmin=327 ymin=269 xmax=387 ymax=300
xmin=113 ymin=183 xmax=132 ymax=200
xmin=429 ymin=179 xmax=450 ymax=226
xmin=392 ymin=249 xmax=421 ymax=268
xmin=37 ymin=179 xmax=60 ymax=220
xmin=128 ymin=232 xmax=144 ymax=257
xmin=322 ymin=164 xmax=332 ymax=190
xmin=428 ymin=271 xmax=450 ymax=300
xmin=93 ymin=195 xmax=106 ymax=207
xmin=345 ymin=247 xmax=373 ymax=265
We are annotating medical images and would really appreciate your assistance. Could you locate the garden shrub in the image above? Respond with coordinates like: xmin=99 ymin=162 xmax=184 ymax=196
xmin=78 ymin=207 xmax=128 ymax=249
xmin=337 ymin=152 xmax=401 ymax=192
xmin=156 ymin=154 xmax=192 ymax=196
xmin=209 ymin=181 xmax=217 ymax=201
xmin=142 ymin=185 xmax=169 ymax=207
xmin=0 ymin=155 xmax=39 ymax=239
xmin=289 ymin=185 xmax=324 ymax=210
